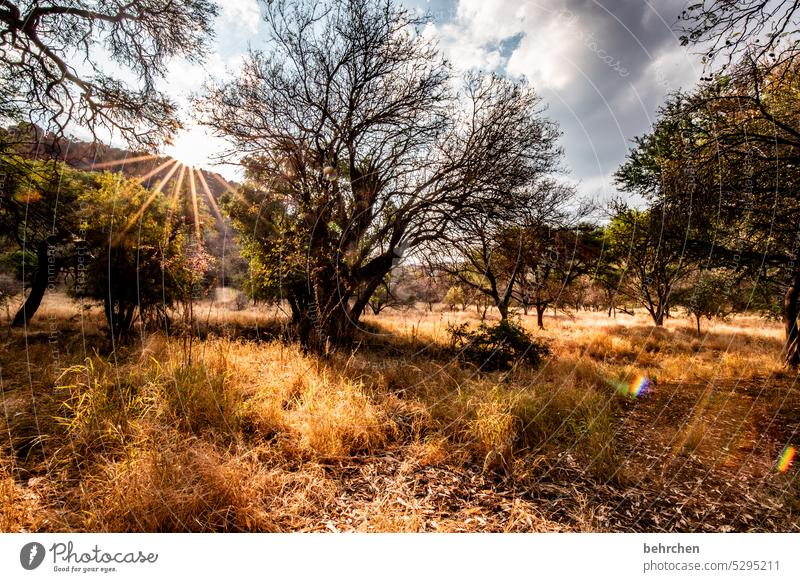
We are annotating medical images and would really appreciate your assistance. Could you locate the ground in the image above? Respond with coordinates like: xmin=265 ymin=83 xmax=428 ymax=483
xmin=1 ymin=293 xmax=798 ymax=532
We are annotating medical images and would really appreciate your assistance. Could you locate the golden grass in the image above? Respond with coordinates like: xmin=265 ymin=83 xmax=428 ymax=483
xmin=0 ymin=294 xmax=797 ymax=532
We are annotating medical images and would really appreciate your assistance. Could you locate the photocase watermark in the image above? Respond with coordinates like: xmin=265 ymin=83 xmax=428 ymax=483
xmin=18 ymin=540 xmax=158 ymax=574
xmin=20 ymin=542 xmax=46 ymax=570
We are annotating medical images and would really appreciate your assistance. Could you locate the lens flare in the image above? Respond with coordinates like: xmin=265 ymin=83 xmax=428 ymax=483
xmin=776 ymin=445 xmax=796 ymax=473
xmin=629 ymin=373 xmax=650 ymax=397
xmin=195 ymin=169 xmax=223 ymax=222
xmin=609 ymin=372 xmax=651 ymax=398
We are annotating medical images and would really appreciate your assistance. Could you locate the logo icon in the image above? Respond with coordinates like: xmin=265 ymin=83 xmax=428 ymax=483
xmin=20 ymin=542 xmax=46 ymax=570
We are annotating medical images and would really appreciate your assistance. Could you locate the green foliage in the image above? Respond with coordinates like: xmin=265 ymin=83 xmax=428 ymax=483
xmin=74 ymin=172 xmax=194 ymax=337
xmin=447 ymin=319 xmax=550 ymax=371
xmin=0 ymin=151 xmax=199 ymax=336
xmin=673 ymin=271 xmax=738 ymax=321
xmin=0 ymin=154 xmax=93 ymax=246
xmin=221 ymin=186 xmax=295 ymax=303
xmin=443 ymin=286 xmax=466 ymax=310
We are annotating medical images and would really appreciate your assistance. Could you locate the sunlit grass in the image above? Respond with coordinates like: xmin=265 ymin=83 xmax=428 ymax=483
xmin=0 ymin=295 xmax=796 ymax=532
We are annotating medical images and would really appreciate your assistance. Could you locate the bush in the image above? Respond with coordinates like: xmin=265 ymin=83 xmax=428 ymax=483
xmin=447 ymin=319 xmax=550 ymax=371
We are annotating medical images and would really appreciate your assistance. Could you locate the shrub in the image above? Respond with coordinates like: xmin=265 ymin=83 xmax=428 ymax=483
xmin=447 ymin=319 xmax=550 ymax=371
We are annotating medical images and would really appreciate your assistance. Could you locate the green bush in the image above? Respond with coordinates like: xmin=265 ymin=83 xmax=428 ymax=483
xmin=447 ymin=319 xmax=550 ymax=371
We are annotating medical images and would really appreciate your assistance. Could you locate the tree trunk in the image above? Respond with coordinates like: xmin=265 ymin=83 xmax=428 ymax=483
xmin=103 ymin=296 xmax=138 ymax=342
xmin=783 ymin=272 xmax=800 ymax=367
xmin=536 ymin=303 xmax=546 ymax=330
xmin=291 ymin=276 xmax=363 ymax=354
xmin=653 ymin=311 xmax=664 ymax=326
xmin=497 ymin=302 xmax=509 ymax=321
xmin=11 ymin=237 xmax=59 ymax=328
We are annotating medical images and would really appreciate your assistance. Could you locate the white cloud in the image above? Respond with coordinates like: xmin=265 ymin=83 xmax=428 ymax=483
xmin=219 ymin=0 xmax=261 ymax=35
xmin=427 ymin=0 xmax=588 ymax=88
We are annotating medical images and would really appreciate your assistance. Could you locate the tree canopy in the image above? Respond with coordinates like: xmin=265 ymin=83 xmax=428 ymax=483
xmin=0 ymin=0 xmax=219 ymax=149
xmin=199 ymin=0 xmax=564 ymax=351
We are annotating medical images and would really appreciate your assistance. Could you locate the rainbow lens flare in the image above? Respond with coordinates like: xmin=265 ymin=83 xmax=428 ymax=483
xmin=776 ymin=445 xmax=796 ymax=473
xmin=629 ymin=373 xmax=650 ymax=397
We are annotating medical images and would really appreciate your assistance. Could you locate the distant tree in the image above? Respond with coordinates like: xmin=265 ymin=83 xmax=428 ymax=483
xmin=602 ymin=206 xmax=701 ymax=326
xmin=443 ymin=286 xmax=466 ymax=312
xmin=367 ymin=279 xmax=393 ymax=315
xmin=673 ymin=270 xmax=742 ymax=335
xmin=366 ymin=274 xmax=412 ymax=315
xmin=200 ymin=0 xmax=561 ymax=351
xmin=437 ymin=215 xmax=524 ymax=322
xmin=435 ymin=181 xmax=570 ymax=324
xmin=514 ymin=222 xmax=602 ymax=329
xmin=0 ymin=0 xmax=219 ymax=149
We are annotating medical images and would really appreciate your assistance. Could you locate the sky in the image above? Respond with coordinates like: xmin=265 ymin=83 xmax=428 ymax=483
xmin=160 ymin=0 xmax=702 ymax=202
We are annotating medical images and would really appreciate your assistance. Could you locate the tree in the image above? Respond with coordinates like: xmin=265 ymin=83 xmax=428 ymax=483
xmin=601 ymin=206 xmax=700 ymax=326
xmin=623 ymin=58 xmax=800 ymax=363
xmin=678 ymin=0 xmax=800 ymax=68
xmin=434 ymin=180 xmax=570 ymax=324
xmin=685 ymin=60 xmax=800 ymax=365
xmin=673 ymin=270 xmax=742 ymax=336
xmin=443 ymin=285 xmax=466 ymax=312
xmin=0 ymin=0 xmax=218 ymax=149
xmin=366 ymin=274 xmax=412 ymax=315
xmin=74 ymin=172 xmax=192 ymax=341
xmin=0 ymin=153 xmax=193 ymax=338
xmin=514 ymin=222 xmax=602 ymax=329
xmin=436 ymin=214 xmax=525 ymax=322
xmin=0 ymin=154 xmax=90 ymax=326
xmin=199 ymin=0 xmax=561 ymax=351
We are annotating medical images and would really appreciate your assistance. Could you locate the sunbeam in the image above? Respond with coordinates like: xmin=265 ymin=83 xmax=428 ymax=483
xmin=195 ymin=169 xmax=223 ymax=223
xmin=114 ymin=160 xmax=182 ymax=243
xmin=91 ymin=153 xmax=160 ymax=169
xmin=162 ymin=164 xmax=187 ymax=246
xmin=188 ymin=167 xmax=203 ymax=242
xmin=211 ymin=172 xmax=238 ymax=199
xmin=136 ymin=158 xmax=178 ymax=184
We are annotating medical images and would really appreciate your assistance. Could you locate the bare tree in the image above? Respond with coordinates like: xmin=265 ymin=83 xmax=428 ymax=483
xmin=514 ymin=222 xmax=602 ymax=330
xmin=679 ymin=1 xmax=800 ymax=66
xmin=198 ymin=0 xmax=561 ymax=351
xmin=434 ymin=181 xmax=577 ymax=325
xmin=0 ymin=0 xmax=219 ymax=149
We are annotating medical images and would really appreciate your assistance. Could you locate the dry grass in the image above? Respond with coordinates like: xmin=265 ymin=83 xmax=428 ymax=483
xmin=0 ymin=294 xmax=798 ymax=532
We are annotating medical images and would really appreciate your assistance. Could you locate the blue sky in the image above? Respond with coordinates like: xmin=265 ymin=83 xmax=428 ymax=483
xmin=161 ymin=0 xmax=701 ymax=202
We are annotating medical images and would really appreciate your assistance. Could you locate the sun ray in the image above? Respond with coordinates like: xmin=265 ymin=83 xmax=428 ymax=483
xmin=163 ymin=164 xmax=187 ymax=245
xmin=167 ymin=165 xmax=187 ymax=215
xmin=188 ymin=167 xmax=203 ymax=242
xmin=136 ymin=158 xmax=178 ymax=184
xmin=91 ymin=153 xmax=160 ymax=169
xmin=114 ymin=160 xmax=181 ymax=243
xmin=211 ymin=172 xmax=239 ymax=199
xmin=195 ymin=169 xmax=223 ymax=223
